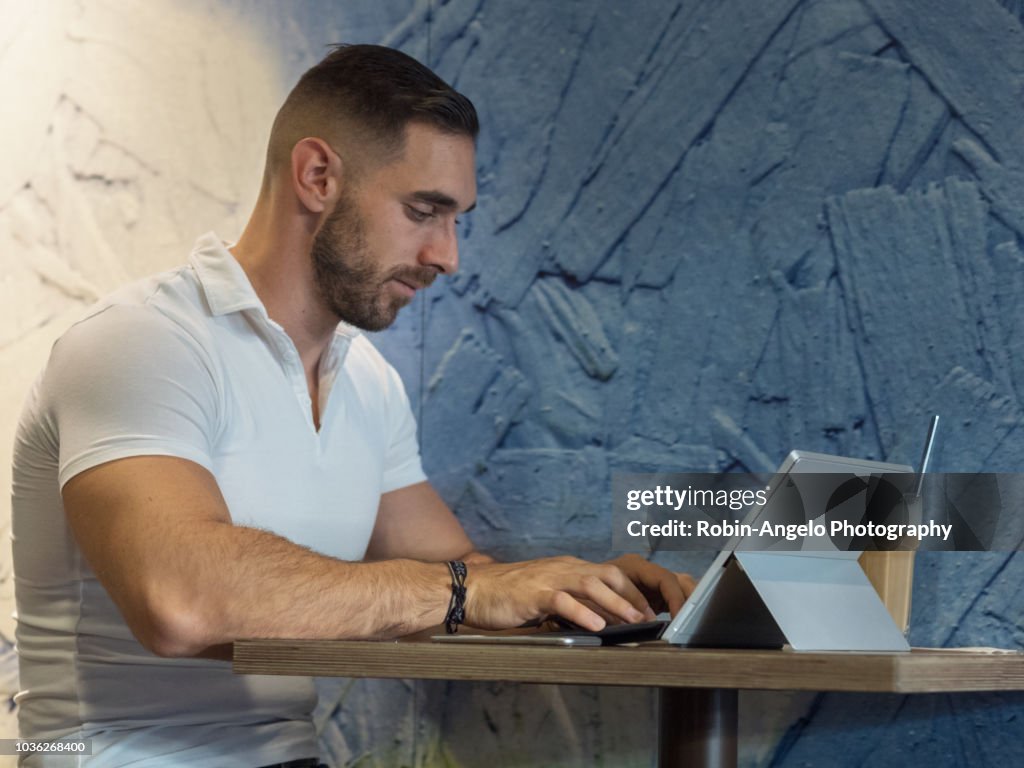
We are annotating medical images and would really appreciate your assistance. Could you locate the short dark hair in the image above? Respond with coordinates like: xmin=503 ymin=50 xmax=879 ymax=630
xmin=265 ymin=44 xmax=478 ymax=178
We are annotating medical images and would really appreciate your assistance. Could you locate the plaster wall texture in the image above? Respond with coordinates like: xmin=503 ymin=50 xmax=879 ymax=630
xmin=2 ymin=1 xmax=1023 ymax=767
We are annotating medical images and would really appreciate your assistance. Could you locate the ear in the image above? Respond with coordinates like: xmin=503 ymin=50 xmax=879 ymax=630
xmin=290 ymin=137 xmax=343 ymax=214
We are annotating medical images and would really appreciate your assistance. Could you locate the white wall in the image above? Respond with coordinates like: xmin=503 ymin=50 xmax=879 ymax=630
xmin=0 ymin=0 xmax=283 ymax=751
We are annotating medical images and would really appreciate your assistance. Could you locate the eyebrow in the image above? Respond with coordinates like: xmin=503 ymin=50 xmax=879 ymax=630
xmin=410 ymin=190 xmax=477 ymax=214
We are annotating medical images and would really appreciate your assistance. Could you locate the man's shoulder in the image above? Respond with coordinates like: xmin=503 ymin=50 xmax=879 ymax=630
xmin=42 ymin=265 xmax=226 ymax=401
xmin=61 ymin=265 xmax=213 ymax=352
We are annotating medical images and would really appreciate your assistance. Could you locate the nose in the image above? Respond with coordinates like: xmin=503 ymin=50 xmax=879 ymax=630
xmin=419 ymin=219 xmax=460 ymax=275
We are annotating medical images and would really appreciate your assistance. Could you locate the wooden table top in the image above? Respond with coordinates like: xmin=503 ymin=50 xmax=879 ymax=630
xmin=233 ymin=639 xmax=1024 ymax=694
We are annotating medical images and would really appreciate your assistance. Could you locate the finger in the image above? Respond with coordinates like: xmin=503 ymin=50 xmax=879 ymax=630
xmin=654 ymin=572 xmax=699 ymax=617
xmin=546 ymin=590 xmax=606 ymax=632
xmin=656 ymin=573 xmax=688 ymax=616
xmin=597 ymin=565 xmax=656 ymax=620
xmin=610 ymin=558 xmax=678 ymax=618
xmin=616 ymin=558 xmax=679 ymax=612
xmin=577 ymin=597 xmax=622 ymax=626
xmin=678 ymin=572 xmax=697 ymax=599
xmin=576 ymin=574 xmax=647 ymax=624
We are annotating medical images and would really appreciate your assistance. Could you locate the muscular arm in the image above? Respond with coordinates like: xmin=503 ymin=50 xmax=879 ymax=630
xmin=64 ymin=457 xmax=651 ymax=657
xmin=63 ymin=456 xmax=453 ymax=657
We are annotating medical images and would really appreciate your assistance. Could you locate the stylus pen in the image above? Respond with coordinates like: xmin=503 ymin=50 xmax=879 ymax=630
xmin=914 ymin=414 xmax=940 ymax=498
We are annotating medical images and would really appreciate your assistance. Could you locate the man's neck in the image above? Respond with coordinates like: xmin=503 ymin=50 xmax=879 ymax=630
xmin=230 ymin=201 xmax=339 ymax=379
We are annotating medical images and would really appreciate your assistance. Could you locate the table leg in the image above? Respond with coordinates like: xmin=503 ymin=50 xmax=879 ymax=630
xmin=658 ymin=687 xmax=738 ymax=768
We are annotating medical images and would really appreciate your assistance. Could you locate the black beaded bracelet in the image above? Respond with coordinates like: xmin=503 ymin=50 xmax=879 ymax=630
xmin=444 ymin=560 xmax=468 ymax=634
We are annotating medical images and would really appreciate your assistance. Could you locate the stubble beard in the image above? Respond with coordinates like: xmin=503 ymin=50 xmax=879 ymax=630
xmin=310 ymin=194 xmax=435 ymax=332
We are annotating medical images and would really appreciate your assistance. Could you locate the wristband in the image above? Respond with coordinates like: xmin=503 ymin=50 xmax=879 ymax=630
xmin=444 ymin=560 xmax=467 ymax=634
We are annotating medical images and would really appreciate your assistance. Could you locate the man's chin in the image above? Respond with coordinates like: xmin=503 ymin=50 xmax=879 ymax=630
xmin=387 ymin=292 xmax=415 ymax=316
xmin=341 ymin=303 xmax=405 ymax=333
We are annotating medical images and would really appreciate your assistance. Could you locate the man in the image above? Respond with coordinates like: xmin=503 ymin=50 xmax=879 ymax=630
xmin=12 ymin=45 xmax=692 ymax=767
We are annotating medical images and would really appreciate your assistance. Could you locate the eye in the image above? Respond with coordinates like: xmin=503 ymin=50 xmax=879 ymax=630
xmin=405 ymin=204 xmax=435 ymax=223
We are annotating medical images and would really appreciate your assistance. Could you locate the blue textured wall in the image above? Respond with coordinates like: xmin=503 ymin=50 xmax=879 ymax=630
xmin=260 ymin=0 xmax=1024 ymax=765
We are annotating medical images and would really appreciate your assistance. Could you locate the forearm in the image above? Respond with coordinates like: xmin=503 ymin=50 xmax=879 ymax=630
xmin=140 ymin=521 xmax=452 ymax=655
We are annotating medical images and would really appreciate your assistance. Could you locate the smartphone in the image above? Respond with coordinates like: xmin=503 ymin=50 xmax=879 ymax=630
xmin=431 ymin=634 xmax=602 ymax=646
xmin=430 ymin=620 xmax=668 ymax=647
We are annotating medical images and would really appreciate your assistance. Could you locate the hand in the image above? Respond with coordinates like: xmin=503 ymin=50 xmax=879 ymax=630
xmin=464 ymin=556 xmax=657 ymax=632
xmin=605 ymin=554 xmax=696 ymax=617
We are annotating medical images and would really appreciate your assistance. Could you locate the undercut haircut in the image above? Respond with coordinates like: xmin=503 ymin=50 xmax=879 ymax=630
xmin=265 ymin=44 xmax=479 ymax=183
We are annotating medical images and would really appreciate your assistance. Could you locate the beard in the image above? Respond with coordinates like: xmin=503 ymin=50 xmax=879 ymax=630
xmin=310 ymin=193 xmax=437 ymax=331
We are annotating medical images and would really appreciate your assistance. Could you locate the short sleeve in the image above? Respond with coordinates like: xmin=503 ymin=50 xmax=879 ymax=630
xmin=379 ymin=363 xmax=427 ymax=493
xmin=46 ymin=304 xmax=222 ymax=489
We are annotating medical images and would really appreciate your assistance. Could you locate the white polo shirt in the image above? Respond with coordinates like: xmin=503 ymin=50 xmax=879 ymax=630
xmin=12 ymin=232 xmax=426 ymax=766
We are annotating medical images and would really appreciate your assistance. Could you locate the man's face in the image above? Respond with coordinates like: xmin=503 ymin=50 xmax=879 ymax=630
xmin=310 ymin=122 xmax=477 ymax=331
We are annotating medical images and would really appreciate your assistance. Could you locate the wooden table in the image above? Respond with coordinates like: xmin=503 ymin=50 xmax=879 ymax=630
xmin=234 ymin=640 xmax=1024 ymax=767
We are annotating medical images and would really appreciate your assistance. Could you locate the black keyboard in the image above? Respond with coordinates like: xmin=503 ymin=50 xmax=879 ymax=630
xmin=548 ymin=619 xmax=668 ymax=645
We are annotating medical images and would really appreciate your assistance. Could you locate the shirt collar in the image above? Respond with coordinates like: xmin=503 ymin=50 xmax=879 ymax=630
xmin=189 ymin=232 xmax=267 ymax=318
